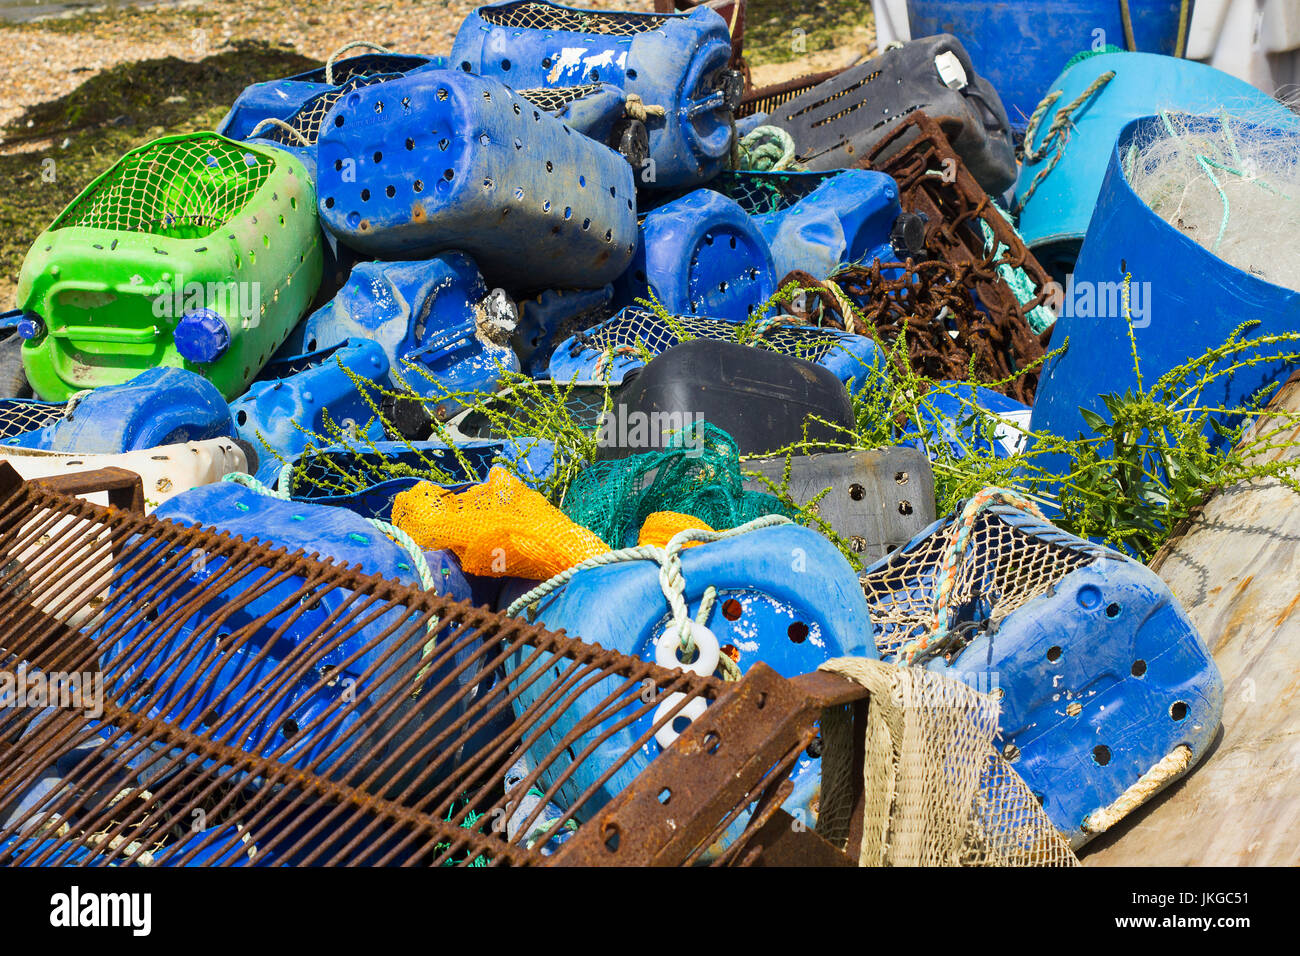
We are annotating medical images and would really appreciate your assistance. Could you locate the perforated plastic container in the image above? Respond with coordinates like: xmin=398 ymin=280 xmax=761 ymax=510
xmin=613 ymin=188 xmax=775 ymax=321
xmin=549 ymin=306 xmax=880 ymax=395
xmin=316 ymin=70 xmax=638 ymax=290
xmin=17 ymin=133 xmax=323 ymax=401
xmin=451 ymin=1 xmax=737 ymax=190
xmin=860 ymin=501 xmax=1223 ymax=847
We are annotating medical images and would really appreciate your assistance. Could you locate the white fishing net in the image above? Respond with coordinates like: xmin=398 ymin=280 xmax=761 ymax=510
xmin=1126 ymin=110 xmax=1300 ymax=292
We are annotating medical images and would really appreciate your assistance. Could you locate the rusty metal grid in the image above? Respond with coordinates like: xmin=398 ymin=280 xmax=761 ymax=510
xmin=0 ymin=467 xmax=858 ymax=867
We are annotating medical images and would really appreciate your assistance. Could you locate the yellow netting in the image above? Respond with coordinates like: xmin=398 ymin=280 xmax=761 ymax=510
xmin=636 ymin=511 xmax=713 ymax=549
xmin=392 ymin=466 xmax=609 ymax=579
xmin=816 ymin=657 xmax=1078 ymax=867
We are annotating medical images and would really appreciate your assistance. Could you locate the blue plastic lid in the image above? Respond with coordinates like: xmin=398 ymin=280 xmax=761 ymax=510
xmin=174 ymin=308 xmax=231 ymax=364
xmin=15 ymin=312 xmax=44 ymax=340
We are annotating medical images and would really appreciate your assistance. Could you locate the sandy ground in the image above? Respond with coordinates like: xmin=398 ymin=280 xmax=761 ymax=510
xmin=0 ymin=0 xmax=661 ymax=128
xmin=0 ymin=0 xmax=873 ymax=130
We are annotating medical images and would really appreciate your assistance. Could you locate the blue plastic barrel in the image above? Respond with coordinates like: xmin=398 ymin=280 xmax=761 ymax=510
xmin=1028 ymin=115 xmax=1300 ymax=471
xmin=906 ymin=1 xmax=1190 ymax=131
xmin=1012 ymin=52 xmax=1298 ymax=277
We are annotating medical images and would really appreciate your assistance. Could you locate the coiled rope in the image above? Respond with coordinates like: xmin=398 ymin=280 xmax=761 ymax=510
xmin=506 ymin=514 xmax=793 ymax=681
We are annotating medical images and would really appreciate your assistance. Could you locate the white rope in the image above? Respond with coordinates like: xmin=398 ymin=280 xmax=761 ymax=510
xmin=624 ymin=92 xmax=666 ymax=121
xmin=505 ymin=515 xmax=791 ymax=678
xmin=1080 ymin=744 xmax=1193 ymax=836
xmin=325 ymin=40 xmax=394 ymax=86
xmin=247 ymin=117 xmax=311 ymax=147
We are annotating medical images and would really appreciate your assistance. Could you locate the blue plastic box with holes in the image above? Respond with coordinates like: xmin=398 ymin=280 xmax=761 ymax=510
xmin=721 ymin=169 xmax=906 ymax=280
xmin=906 ymin=382 xmax=1032 ymax=461
xmin=548 ymin=305 xmax=881 ymax=395
xmin=613 ymin=189 xmax=775 ymax=322
xmin=4 ymin=367 xmax=233 ymax=453
xmin=230 ymin=338 xmax=390 ymax=487
xmin=862 ymin=503 xmax=1223 ymax=847
xmin=102 ymin=482 xmax=477 ymax=791
xmin=513 ymin=285 xmax=614 ymax=378
xmin=281 ymin=438 xmax=558 ymax=519
xmin=451 ymin=1 xmax=736 ymax=190
xmin=504 ymin=522 xmax=877 ymax=827
xmin=315 ymin=70 xmax=638 ymax=292
xmin=217 ymin=52 xmax=446 ymax=142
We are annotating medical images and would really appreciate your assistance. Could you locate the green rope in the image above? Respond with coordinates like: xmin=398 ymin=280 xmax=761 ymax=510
xmin=505 ymin=515 xmax=791 ymax=681
xmin=977 ymin=211 xmax=1056 ymax=334
xmin=737 ymin=125 xmax=801 ymax=172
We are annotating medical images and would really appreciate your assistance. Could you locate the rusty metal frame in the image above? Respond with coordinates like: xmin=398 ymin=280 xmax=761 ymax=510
xmin=0 ymin=465 xmax=867 ymax=866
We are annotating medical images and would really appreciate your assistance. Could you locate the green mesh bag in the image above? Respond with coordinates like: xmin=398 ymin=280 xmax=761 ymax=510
xmin=562 ymin=421 xmax=793 ymax=549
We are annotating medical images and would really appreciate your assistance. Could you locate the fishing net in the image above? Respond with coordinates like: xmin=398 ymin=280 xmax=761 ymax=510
xmin=1125 ymin=111 xmax=1300 ymax=292
xmin=51 ymin=133 xmax=275 ymax=239
xmin=562 ymin=422 xmax=792 ymax=550
xmin=392 ymin=466 xmax=608 ymax=579
xmin=518 ymin=85 xmax=606 ymax=113
xmin=858 ymin=495 xmax=1101 ymax=663
xmin=816 ymin=656 xmax=1078 ymax=866
xmin=707 ymin=170 xmax=834 ymax=215
xmin=480 ymin=1 xmax=670 ymax=35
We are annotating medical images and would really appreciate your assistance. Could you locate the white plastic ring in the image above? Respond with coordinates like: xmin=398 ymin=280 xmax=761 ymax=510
xmin=654 ymin=621 xmax=720 ymax=677
xmin=653 ymin=692 xmax=709 ymax=749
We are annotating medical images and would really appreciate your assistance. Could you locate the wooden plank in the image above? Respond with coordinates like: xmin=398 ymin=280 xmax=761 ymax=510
xmin=1082 ymin=375 xmax=1300 ymax=866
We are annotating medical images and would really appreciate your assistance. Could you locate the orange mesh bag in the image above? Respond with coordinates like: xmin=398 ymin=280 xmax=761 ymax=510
xmin=637 ymin=511 xmax=714 ymax=549
xmin=392 ymin=466 xmax=609 ymax=579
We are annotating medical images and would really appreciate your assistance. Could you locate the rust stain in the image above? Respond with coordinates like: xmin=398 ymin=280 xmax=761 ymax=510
xmin=1277 ymin=591 xmax=1300 ymax=628
xmin=410 ymin=203 xmax=426 ymax=223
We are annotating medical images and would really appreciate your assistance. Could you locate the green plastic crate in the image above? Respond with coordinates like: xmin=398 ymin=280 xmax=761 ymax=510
xmin=17 ymin=133 xmax=324 ymax=401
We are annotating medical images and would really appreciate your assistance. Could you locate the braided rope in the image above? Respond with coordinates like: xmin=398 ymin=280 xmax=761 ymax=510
xmin=1081 ymin=744 xmax=1193 ymax=835
xmin=737 ymin=125 xmax=800 ymax=172
xmin=247 ymin=118 xmax=311 ymax=147
xmin=899 ymin=487 xmax=1047 ymax=665
xmin=324 ymin=40 xmax=394 ymax=86
xmin=505 ymin=514 xmax=791 ymax=679
xmin=1013 ymin=71 xmax=1116 ymax=216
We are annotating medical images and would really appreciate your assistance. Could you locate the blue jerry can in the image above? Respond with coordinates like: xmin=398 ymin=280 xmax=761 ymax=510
xmin=909 ymin=381 xmax=1032 ymax=461
xmin=860 ymin=500 xmax=1223 ymax=847
xmin=549 ymin=305 xmax=881 ymax=395
xmin=315 ymin=69 xmax=638 ymax=291
xmin=614 ymin=189 xmax=776 ymax=321
xmin=1028 ymin=114 xmax=1300 ymax=474
xmin=230 ymin=337 xmax=391 ymax=486
xmin=451 ymin=1 xmax=737 ymax=190
xmin=217 ymin=52 xmax=445 ymax=142
xmin=105 ymin=482 xmax=476 ymax=791
xmin=712 ymin=169 xmax=906 ymax=280
xmin=506 ymin=522 xmax=877 ymax=827
xmin=3 ymin=367 xmax=233 ymax=453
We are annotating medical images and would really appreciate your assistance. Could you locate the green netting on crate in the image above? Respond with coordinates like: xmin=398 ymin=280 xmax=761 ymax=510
xmin=562 ymin=421 xmax=793 ymax=549
xmin=709 ymin=170 xmax=835 ymax=215
xmin=51 ymin=133 xmax=275 ymax=240
xmin=480 ymin=1 xmax=670 ymax=35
